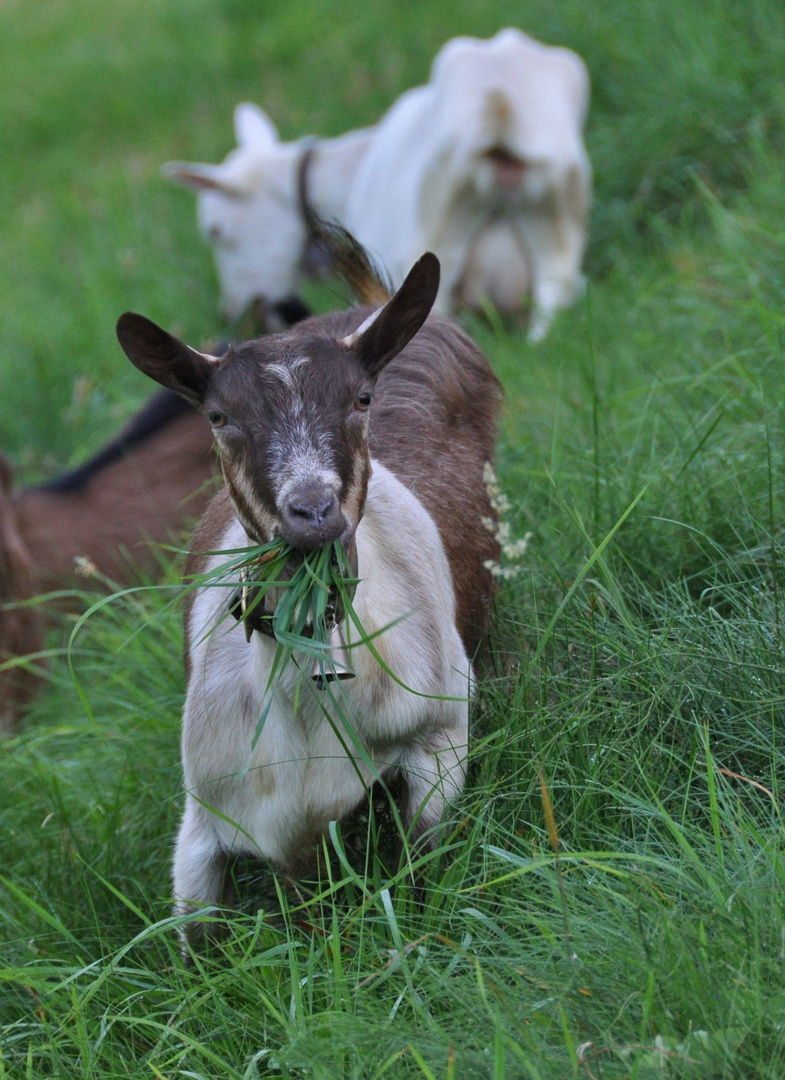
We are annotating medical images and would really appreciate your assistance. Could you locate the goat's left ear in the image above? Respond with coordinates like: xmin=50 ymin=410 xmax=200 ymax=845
xmin=342 ymin=253 xmax=440 ymax=377
xmin=116 ymin=313 xmax=221 ymax=407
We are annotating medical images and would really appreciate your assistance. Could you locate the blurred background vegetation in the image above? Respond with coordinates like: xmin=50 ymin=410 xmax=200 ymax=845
xmin=2 ymin=1 xmax=785 ymax=1077
xmin=2 ymin=0 xmax=784 ymax=465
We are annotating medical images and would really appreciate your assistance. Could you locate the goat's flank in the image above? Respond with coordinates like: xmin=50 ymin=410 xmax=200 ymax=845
xmin=0 ymin=390 xmax=217 ymax=733
xmin=117 ymin=246 xmax=501 ymax=935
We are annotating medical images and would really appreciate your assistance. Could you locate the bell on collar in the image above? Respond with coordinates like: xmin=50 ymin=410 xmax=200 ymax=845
xmin=311 ymin=620 xmax=355 ymax=689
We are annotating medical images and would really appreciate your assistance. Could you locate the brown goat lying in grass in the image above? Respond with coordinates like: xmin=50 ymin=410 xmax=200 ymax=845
xmin=0 ymin=390 xmax=218 ymax=733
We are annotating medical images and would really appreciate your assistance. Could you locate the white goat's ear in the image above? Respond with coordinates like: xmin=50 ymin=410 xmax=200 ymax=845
xmin=116 ymin=313 xmax=222 ymax=407
xmin=161 ymin=161 xmax=250 ymax=198
xmin=341 ymin=253 xmax=440 ymax=378
xmin=234 ymin=102 xmax=278 ymax=148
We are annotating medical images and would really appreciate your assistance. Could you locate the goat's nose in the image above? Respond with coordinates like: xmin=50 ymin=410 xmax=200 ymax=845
xmin=280 ymin=485 xmax=345 ymax=550
xmin=289 ymin=491 xmax=335 ymax=524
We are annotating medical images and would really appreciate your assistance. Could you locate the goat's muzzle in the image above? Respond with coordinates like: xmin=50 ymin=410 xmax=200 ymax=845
xmin=279 ymin=483 xmax=346 ymax=551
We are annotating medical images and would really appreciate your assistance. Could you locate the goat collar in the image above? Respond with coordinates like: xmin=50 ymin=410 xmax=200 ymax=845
xmin=229 ymin=538 xmax=358 ymax=645
xmin=297 ymin=137 xmax=334 ymax=280
xmin=296 ymin=137 xmax=319 ymax=227
xmin=228 ymin=575 xmax=275 ymax=640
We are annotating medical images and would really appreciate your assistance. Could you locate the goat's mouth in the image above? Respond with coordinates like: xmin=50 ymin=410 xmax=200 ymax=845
xmin=273 ymin=524 xmax=356 ymax=575
xmin=238 ymin=513 xmax=352 ymax=558
xmin=227 ymin=294 xmax=311 ymax=337
xmin=482 ymin=146 xmax=527 ymax=189
xmin=278 ymin=524 xmax=355 ymax=564
xmin=224 ymin=295 xmax=267 ymax=337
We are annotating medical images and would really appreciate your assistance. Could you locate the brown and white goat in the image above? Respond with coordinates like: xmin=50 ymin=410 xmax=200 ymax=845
xmin=116 ymin=248 xmax=501 ymax=927
xmin=0 ymin=390 xmax=217 ymax=733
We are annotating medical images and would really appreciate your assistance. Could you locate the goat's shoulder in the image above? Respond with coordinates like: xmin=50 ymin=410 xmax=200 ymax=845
xmin=362 ymin=459 xmax=453 ymax=589
xmin=183 ymin=489 xmax=237 ymax=582
xmin=353 ymin=460 xmax=470 ymax=707
xmin=286 ymin=306 xmax=501 ymax=424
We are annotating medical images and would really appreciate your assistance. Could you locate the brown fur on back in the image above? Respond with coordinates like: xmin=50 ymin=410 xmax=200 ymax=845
xmin=15 ymin=410 xmax=217 ymax=591
xmin=0 ymin=464 xmax=44 ymax=734
xmin=1 ymin=405 xmax=219 ymax=731
xmin=372 ymin=316 xmax=501 ymax=658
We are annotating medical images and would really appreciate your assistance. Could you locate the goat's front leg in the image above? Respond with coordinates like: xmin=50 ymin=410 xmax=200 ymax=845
xmin=417 ymin=211 xmax=477 ymax=318
xmin=397 ymin=726 xmax=467 ymax=862
xmin=172 ymin=796 xmax=232 ymax=947
xmin=517 ymin=170 xmax=589 ymax=342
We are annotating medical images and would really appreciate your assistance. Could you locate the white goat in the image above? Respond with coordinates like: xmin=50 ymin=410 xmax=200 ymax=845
xmin=165 ymin=27 xmax=591 ymax=341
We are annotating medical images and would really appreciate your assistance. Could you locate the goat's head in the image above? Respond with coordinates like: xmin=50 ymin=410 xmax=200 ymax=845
xmin=163 ymin=104 xmax=308 ymax=321
xmin=0 ymin=454 xmax=45 ymax=733
xmin=117 ymin=253 xmax=440 ymax=552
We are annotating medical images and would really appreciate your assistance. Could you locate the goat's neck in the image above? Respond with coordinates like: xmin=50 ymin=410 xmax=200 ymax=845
xmin=305 ymin=127 xmax=376 ymax=219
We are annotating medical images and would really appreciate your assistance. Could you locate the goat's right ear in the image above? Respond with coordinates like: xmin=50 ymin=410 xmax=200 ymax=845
xmin=341 ymin=253 xmax=441 ymax=377
xmin=116 ymin=313 xmax=221 ymax=407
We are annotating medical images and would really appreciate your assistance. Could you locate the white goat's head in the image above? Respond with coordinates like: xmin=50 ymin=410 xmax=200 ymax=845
xmin=164 ymin=104 xmax=307 ymax=321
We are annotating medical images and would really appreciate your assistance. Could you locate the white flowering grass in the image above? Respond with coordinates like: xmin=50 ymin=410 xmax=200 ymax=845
xmin=481 ymin=461 xmax=533 ymax=579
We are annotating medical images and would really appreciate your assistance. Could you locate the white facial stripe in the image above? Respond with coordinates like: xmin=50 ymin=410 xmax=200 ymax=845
xmin=262 ymin=358 xmax=341 ymax=507
xmin=265 ymin=355 xmax=311 ymax=390
xmin=272 ymin=437 xmax=342 ymax=514
xmin=226 ymin=461 xmax=277 ymax=538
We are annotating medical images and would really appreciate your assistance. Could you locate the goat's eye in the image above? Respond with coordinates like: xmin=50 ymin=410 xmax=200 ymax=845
xmin=354 ymin=392 xmax=372 ymax=411
xmin=208 ymin=410 xmax=227 ymax=428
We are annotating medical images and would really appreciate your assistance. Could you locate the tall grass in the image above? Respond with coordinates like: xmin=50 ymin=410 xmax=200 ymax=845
xmin=2 ymin=0 xmax=785 ymax=1076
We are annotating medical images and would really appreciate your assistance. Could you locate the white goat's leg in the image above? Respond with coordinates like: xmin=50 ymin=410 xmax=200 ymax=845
xmin=421 ymin=226 xmax=475 ymax=316
xmin=517 ymin=199 xmax=588 ymax=343
xmin=398 ymin=726 xmax=467 ymax=854
xmin=172 ymin=796 xmax=230 ymax=940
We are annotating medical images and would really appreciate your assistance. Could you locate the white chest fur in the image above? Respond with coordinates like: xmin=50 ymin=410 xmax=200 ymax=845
xmin=174 ymin=461 xmax=470 ymax=887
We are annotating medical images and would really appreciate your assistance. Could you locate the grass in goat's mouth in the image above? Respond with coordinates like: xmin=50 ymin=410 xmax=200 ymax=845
xmin=186 ymin=538 xmax=361 ymax=752
xmin=191 ymin=537 xmax=359 ymax=677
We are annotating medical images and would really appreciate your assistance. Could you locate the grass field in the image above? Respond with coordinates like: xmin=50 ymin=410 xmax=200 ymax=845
xmin=2 ymin=0 xmax=785 ymax=1076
